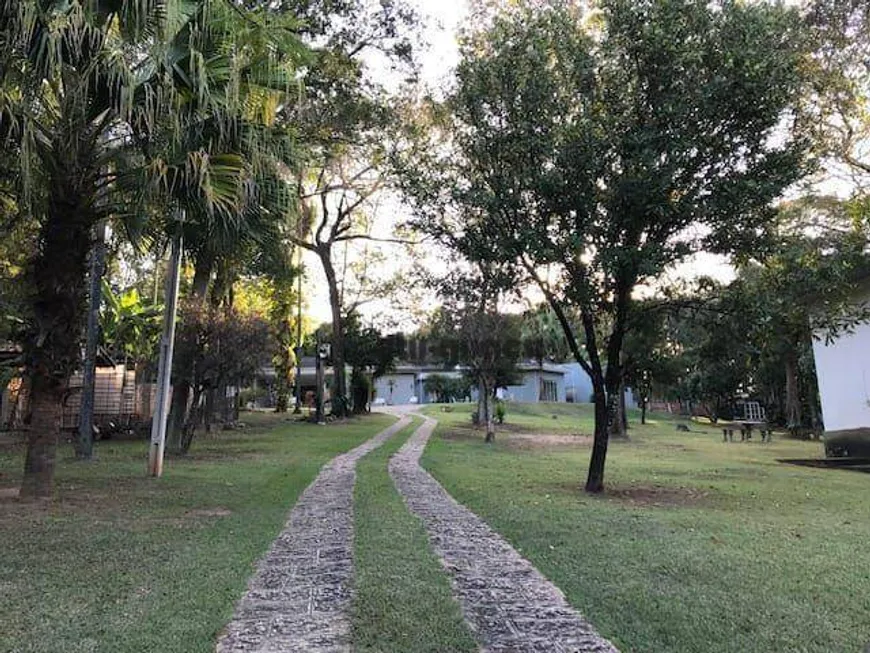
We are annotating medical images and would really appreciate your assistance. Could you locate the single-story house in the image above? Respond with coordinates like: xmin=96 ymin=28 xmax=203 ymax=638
xmin=811 ymin=276 xmax=870 ymax=457
xmin=499 ymin=363 xmax=567 ymax=403
xmin=373 ymin=362 xmax=568 ymax=406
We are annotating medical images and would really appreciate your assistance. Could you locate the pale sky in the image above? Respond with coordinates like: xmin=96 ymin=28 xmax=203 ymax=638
xmin=302 ymin=0 xmax=469 ymax=327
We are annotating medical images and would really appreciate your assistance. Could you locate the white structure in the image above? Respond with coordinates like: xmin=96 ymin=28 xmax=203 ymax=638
xmin=501 ymin=363 xmax=567 ymax=403
xmin=373 ymin=365 xmax=426 ymax=405
xmin=811 ymin=279 xmax=870 ymax=456
xmin=373 ymin=363 xmax=568 ymax=406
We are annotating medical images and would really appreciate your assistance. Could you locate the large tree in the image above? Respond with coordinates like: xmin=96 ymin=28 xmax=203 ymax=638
xmin=404 ymin=0 xmax=811 ymax=491
xmin=0 ymin=0 xmax=167 ymax=496
xmin=0 ymin=0 xmax=306 ymax=494
xmin=804 ymin=0 xmax=870 ymax=188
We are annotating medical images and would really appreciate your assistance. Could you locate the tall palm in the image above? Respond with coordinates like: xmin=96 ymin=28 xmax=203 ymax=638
xmin=0 ymin=0 xmax=305 ymax=496
xmin=0 ymin=0 xmax=169 ymax=497
xmin=131 ymin=6 xmax=307 ymax=452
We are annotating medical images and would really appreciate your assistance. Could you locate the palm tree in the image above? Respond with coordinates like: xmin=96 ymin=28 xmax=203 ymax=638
xmin=0 ymin=0 xmax=306 ymax=496
xmin=0 ymin=0 xmax=169 ymax=497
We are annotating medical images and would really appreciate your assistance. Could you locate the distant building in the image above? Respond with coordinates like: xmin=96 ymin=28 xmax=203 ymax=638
xmin=559 ymin=362 xmax=595 ymax=403
xmin=811 ymin=277 xmax=870 ymax=457
xmin=372 ymin=362 xmax=568 ymax=406
xmin=500 ymin=363 xmax=567 ymax=403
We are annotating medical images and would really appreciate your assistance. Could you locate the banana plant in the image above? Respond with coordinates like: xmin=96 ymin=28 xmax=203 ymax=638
xmin=99 ymin=280 xmax=162 ymax=369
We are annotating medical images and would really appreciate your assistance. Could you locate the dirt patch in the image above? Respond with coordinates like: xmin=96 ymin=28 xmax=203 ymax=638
xmin=440 ymin=428 xmax=593 ymax=450
xmin=0 ymin=487 xmax=19 ymax=499
xmin=439 ymin=428 xmax=485 ymax=443
xmin=603 ymin=483 xmax=714 ymax=508
xmin=504 ymin=434 xmax=593 ymax=449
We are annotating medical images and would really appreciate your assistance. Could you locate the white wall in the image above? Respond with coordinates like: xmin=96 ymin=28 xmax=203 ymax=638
xmin=813 ymin=291 xmax=870 ymax=432
xmin=504 ymin=370 xmax=567 ymax=403
xmin=373 ymin=374 xmax=417 ymax=405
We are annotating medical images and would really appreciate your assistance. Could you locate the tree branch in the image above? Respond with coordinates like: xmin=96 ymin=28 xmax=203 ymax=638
xmin=333 ymin=233 xmax=420 ymax=245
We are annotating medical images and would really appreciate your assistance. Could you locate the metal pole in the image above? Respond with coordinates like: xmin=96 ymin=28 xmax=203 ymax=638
xmin=77 ymin=218 xmax=107 ymax=459
xmin=149 ymin=229 xmax=183 ymax=477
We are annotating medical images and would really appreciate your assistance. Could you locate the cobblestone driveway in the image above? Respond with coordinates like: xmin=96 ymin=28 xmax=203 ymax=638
xmin=390 ymin=417 xmax=619 ymax=653
xmin=216 ymin=416 xmax=411 ymax=653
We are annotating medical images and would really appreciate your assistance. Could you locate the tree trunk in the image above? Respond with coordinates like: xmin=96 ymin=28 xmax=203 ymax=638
xmin=476 ymin=380 xmax=486 ymax=426
xmin=21 ymin=147 xmax=96 ymax=494
xmin=320 ymin=248 xmax=348 ymax=417
xmin=483 ymin=379 xmax=495 ymax=443
xmin=588 ymin=286 xmax=631 ymax=491
xmin=167 ymin=379 xmax=191 ymax=453
xmin=640 ymin=394 xmax=647 ymax=425
xmin=204 ymin=386 xmax=216 ymax=434
xmin=585 ymin=380 xmax=610 ymax=493
xmin=620 ymin=384 xmax=628 ymax=431
xmin=20 ymin=377 xmax=63 ymax=499
xmin=167 ymin=254 xmax=211 ymax=451
xmin=76 ymin=220 xmax=107 ymax=460
xmin=180 ymin=387 xmax=205 ymax=454
xmin=609 ymin=386 xmax=628 ymax=439
xmin=191 ymin=256 xmax=212 ymax=301
xmin=222 ymin=384 xmax=235 ymax=423
xmin=784 ymin=352 xmax=801 ymax=432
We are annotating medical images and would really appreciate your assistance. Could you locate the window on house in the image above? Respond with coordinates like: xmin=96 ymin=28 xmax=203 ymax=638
xmin=540 ymin=379 xmax=558 ymax=402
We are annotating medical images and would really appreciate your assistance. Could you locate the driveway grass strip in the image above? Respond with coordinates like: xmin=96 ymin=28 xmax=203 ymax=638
xmin=352 ymin=416 xmax=478 ymax=653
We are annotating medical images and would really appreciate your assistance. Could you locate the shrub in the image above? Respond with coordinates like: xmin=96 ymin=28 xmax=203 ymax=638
xmin=495 ymin=400 xmax=506 ymax=424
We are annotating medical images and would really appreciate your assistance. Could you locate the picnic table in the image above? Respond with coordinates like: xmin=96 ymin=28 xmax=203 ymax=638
xmin=721 ymin=401 xmax=773 ymax=443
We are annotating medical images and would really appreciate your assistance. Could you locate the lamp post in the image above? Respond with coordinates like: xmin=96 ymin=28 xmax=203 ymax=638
xmin=315 ymin=334 xmax=327 ymax=425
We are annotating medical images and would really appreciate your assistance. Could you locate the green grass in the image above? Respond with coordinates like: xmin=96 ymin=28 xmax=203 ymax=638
xmin=422 ymin=400 xmax=596 ymax=434
xmin=420 ymin=402 xmax=870 ymax=653
xmin=0 ymin=412 xmax=395 ymax=653
xmin=352 ymin=417 xmax=477 ymax=653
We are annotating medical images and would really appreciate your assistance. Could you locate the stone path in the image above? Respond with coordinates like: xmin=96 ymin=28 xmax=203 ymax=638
xmin=390 ymin=417 xmax=619 ymax=653
xmin=216 ymin=416 xmax=412 ymax=653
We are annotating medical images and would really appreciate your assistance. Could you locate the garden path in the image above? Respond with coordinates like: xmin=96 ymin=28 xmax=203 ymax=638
xmin=390 ymin=416 xmax=619 ymax=653
xmin=216 ymin=415 xmax=412 ymax=653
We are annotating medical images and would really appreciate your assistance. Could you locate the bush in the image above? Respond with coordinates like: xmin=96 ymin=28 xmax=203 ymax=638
xmin=239 ymin=386 xmax=268 ymax=409
xmin=495 ymin=400 xmax=506 ymax=424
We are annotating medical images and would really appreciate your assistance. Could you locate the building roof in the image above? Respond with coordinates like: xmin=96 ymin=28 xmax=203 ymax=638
xmin=380 ymin=362 xmax=567 ymax=378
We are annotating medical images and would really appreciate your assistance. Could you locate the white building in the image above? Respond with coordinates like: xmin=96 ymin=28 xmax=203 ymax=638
xmin=372 ymin=363 xmax=568 ymax=405
xmin=811 ymin=278 xmax=870 ymax=457
xmin=500 ymin=363 xmax=567 ymax=403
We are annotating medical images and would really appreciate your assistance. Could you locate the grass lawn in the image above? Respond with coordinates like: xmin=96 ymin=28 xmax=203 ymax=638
xmin=420 ymin=402 xmax=870 ymax=653
xmin=352 ymin=416 xmax=477 ymax=653
xmin=0 ymin=412 xmax=394 ymax=653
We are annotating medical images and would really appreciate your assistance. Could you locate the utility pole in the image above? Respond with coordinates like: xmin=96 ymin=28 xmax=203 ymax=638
xmin=293 ymin=251 xmax=303 ymax=414
xmin=77 ymin=219 xmax=107 ymax=459
xmin=149 ymin=227 xmax=183 ymax=477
